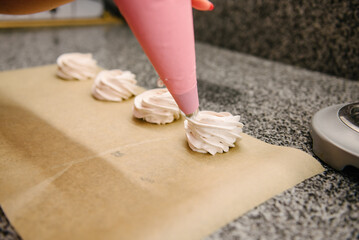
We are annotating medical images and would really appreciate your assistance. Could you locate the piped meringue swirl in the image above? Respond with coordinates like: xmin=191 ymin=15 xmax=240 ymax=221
xmin=92 ymin=69 xmax=140 ymax=101
xmin=184 ymin=111 xmax=244 ymax=155
xmin=133 ymin=88 xmax=181 ymax=124
xmin=56 ymin=53 xmax=98 ymax=81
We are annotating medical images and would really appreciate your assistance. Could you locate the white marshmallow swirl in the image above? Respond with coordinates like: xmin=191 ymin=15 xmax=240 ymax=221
xmin=184 ymin=111 xmax=244 ymax=155
xmin=56 ymin=53 xmax=98 ymax=81
xmin=92 ymin=69 xmax=140 ymax=101
xmin=133 ymin=88 xmax=181 ymax=124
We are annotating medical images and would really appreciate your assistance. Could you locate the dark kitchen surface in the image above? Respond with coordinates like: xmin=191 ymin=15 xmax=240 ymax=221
xmin=193 ymin=0 xmax=359 ymax=81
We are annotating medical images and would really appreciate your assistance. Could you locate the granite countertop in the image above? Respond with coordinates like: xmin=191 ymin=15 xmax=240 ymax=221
xmin=0 ymin=25 xmax=358 ymax=240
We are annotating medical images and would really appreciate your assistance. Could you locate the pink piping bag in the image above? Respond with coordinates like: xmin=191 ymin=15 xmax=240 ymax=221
xmin=114 ymin=0 xmax=199 ymax=115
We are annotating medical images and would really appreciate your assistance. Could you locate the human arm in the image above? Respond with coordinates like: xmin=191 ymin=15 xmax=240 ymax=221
xmin=0 ymin=0 xmax=74 ymax=14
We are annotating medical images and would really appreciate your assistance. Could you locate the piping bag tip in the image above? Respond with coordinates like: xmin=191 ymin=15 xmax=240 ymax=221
xmin=185 ymin=108 xmax=199 ymax=119
xmin=171 ymin=84 xmax=199 ymax=116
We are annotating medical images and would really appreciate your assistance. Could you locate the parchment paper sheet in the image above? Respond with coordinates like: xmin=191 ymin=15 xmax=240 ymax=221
xmin=0 ymin=65 xmax=324 ymax=240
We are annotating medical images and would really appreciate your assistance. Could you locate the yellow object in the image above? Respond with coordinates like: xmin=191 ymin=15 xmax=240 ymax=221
xmin=0 ymin=12 xmax=121 ymax=28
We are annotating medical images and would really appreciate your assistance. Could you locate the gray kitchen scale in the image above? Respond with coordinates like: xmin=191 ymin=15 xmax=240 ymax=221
xmin=310 ymin=102 xmax=359 ymax=170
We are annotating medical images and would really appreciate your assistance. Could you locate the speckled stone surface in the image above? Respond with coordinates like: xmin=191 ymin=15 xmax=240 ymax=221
xmin=0 ymin=26 xmax=358 ymax=240
xmin=193 ymin=0 xmax=359 ymax=80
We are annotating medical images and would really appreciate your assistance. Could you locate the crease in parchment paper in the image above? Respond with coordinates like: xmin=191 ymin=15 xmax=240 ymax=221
xmin=50 ymin=137 xmax=172 ymax=170
xmin=2 ymin=164 xmax=72 ymax=219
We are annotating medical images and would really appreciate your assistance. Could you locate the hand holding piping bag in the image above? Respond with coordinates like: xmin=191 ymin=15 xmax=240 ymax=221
xmin=191 ymin=0 xmax=214 ymax=11
xmin=114 ymin=0 xmax=214 ymax=116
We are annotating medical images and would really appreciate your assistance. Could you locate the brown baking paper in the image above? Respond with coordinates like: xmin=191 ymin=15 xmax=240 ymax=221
xmin=0 ymin=65 xmax=324 ymax=240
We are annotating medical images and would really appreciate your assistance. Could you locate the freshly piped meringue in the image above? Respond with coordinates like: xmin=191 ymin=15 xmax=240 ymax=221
xmin=184 ymin=111 xmax=244 ymax=155
xmin=133 ymin=88 xmax=181 ymax=124
xmin=92 ymin=69 xmax=140 ymax=101
xmin=56 ymin=53 xmax=98 ymax=81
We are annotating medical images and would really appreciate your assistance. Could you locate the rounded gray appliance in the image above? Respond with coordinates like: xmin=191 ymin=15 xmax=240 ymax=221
xmin=310 ymin=102 xmax=359 ymax=170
